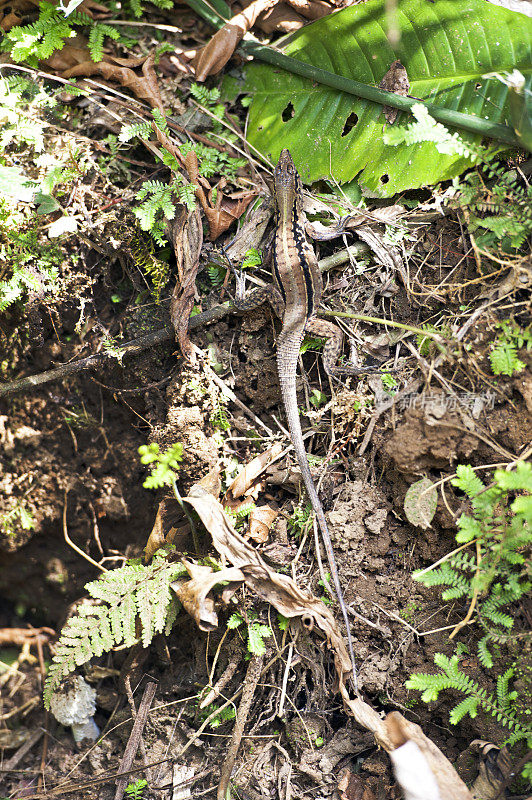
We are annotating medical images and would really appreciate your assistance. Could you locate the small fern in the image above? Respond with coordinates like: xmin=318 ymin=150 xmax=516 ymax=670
xmin=138 ymin=442 xmax=183 ymax=489
xmin=407 ymin=654 xmax=531 ymax=740
xmin=384 ymin=104 xmax=481 ymax=160
xmin=1 ymin=2 xmax=120 ymax=66
xmin=414 ymin=461 xmax=532 ymax=665
xmin=489 ymin=321 xmax=529 ymax=376
xmin=227 ymin=612 xmax=272 ymax=656
xmin=44 ymin=550 xmax=186 ymax=707
xmin=416 ymin=322 xmax=451 ymax=358
xmin=125 ymin=779 xmax=148 ymax=799
xmin=0 ymin=227 xmax=61 ymax=315
xmin=179 ymin=141 xmax=246 ymax=180
xmin=189 ymin=83 xmax=221 ymax=106
xmin=119 ymin=120 xmax=152 ymax=143
xmin=127 ymin=0 xmax=172 ymax=18
xmin=88 ymin=23 xmax=120 ymax=61
xmin=199 ymin=701 xmax=237 ymax=728
xmin=210 ymin=400 xmax=230 ymax=431
xmin=225 ymin=502 xmax=256 ymax=530
xmin=133 ymin=178 xmax=196 ymax=245
xmin=385 ymin=105 xmax=531 ymax=253
xmin=129 ymin=231 xmax=170 ymax=302
xmin=0 ymin=503 xmax=36 ymax=536
xmin=151 ymin=107 xmax=168 ymax=132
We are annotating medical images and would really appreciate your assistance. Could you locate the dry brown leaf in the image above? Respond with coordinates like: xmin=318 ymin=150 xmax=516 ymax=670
xmin=194 ymin=0 xmax=277 ymax=80
xmin=228 ymin=443 xmax=283 ymax=498
xmin=193 ymin=24 xmax=244 ymax=81
xmin=0 ymin=11 xmax=22 ymax=30
xmin=169 ymin=191 xmax=203 ymax=363
xmin=144 ymin=498 xmax=189 ymax=562
xmin=144 ymin=502 xmax=167 ymax=563
xmin=378 ymin=60 xmax=410 ymax=124
xmin=225 ymin=202 xmax=272 ymax=263
xmin=194 ymin=178 xmax=256 ymax=241
xmin=355 ymin=224 xmax=407 ymax=286
xmin=172 ymin=561 xmax=244 ymax=630
xmin=338 ymin=771 xmax=376 ymax=800
xmin=248 ymin=505 xmax=279 ymax=543
xmin=181 ymin=484 xmax=352 ymax=685
xmin=51 ymin=46 xmax=165 ymax=111
xmin=285 ymin=0 xmax=332 ymax=18
xmin=469 ymin=741 xmax=513 ymax=800
xmin=257 ymin=4 xmax=305 ymax=33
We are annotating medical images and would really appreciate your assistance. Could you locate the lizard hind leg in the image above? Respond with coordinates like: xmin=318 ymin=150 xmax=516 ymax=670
xmin=305 ymin=316 xmax=383 ymax=377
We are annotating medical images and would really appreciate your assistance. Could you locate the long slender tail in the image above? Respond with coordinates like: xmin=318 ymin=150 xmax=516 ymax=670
xmin=277 ymin=343 xmax=358 ymax=693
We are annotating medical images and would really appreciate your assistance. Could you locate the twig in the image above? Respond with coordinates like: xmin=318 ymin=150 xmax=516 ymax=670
xmin=0 ymin=304 xmax=231 ymax=397
xmin=1 ymin=729 xmax=44 ymax=772
xmin=114 ymin=680 xmax=158 ymax=800
xmin=63 ymin=490 xmax=107 ymax=573
xmin=277 ymin=643 xmax=293 ymax=718
xmin=201 ymin=643 xmax=242 ymax=709
xmin=217 ymin=653 xmax=264 ymax=800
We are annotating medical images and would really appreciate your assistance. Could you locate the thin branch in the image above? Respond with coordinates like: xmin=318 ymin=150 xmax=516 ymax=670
xmin=0 ymin=303 xmax=231 ymax=397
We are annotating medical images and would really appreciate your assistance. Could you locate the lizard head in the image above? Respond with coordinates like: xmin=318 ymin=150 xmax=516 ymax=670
xmin=273 ymin=148 xmax=302 ymax=220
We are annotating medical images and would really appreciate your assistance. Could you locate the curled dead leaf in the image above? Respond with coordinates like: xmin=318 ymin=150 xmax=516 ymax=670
xmin=181 ymin=484 xmax=352 ymax=685
xmin=248 ymin=505 xmax=279 ymax=543
xmin=285 ymin=0 xmax=332 ymax=19
xmin=257 ymin=3 xmax=306 ymax=33
xmin=169 ymin=202 xmax=203 ymax=363
xmin=228 ymin=443 xmax=284 ymax=498
xmin=171 ymin=561 xmax=244 ymax=631
xmin=194 ymin=0 xmax=277 ymax=80
xmin=43 ymin=42 xmax=165 ymax=111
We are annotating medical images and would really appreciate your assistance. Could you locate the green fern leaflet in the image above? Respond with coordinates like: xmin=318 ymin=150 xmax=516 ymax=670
xmin=44 ymin=551 xmax=186 ymax=707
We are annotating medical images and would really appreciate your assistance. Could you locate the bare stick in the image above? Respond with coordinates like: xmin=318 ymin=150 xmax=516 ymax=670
xmin=217 ymin=653 xmax=264 ymax=800
xmin=0 ymin=304 xmax=231 ymax=397
xmin=114 ymin=681 xmax=158 ymax=800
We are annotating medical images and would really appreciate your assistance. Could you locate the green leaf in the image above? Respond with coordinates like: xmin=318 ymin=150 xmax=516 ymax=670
xmin=35 ymin=192 xmax=61 ymax=214
xmin=243 ymin=0 xmax=532 ymax=196
xmin=449 ymin=695 xmax=480 ymax=723
xmin=403 ymin=477 xmax=437 ymax=529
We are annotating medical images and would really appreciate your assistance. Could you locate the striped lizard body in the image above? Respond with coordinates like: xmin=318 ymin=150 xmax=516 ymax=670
xmin=233 ymin=149 xmax=376 ymax=693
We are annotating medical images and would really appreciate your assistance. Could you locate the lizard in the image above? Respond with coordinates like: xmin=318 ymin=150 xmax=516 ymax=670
xmin=232 ymin=148 xmax=383 ymax=694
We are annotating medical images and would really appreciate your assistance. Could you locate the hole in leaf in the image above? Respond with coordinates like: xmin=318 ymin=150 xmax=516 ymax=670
xmin=380 ymin=174 xmax=390 ymax=184
xmin=281 ymin=102 xmax=295 ymax=122
xmin=341 ymin=112 xmax=359 ymax=136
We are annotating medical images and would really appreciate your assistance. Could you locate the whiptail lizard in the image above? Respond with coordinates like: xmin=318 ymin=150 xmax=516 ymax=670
xmin=233 ymin=149 xmax=381 ymax=693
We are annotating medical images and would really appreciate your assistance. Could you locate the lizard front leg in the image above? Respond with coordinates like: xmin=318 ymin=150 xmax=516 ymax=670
xmin=221 ymin=250 xmax=286 ymax=319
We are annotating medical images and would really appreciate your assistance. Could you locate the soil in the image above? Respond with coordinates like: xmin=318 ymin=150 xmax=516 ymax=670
xmin=1 ymin=51 xmax=531 ymax=800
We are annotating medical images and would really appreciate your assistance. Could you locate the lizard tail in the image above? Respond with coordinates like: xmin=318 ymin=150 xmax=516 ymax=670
xmin=277 ymin=346 xmax=359 ymax=693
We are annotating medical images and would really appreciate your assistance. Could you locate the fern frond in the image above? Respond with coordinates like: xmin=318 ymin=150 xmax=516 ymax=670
xmin=119 ymin=121 xmax=152 ymax=142
xmin=151 ymin=108 xmax=168 ymax=132
xmin=88 ymin=23 xmax=120 ymax=61
xmin=449 ymin=695 xmax=480 ymax=723
xmin=477 ymin=636 xmax=494 ymax=669
xmin=490 ymin=340 xmax=526 ymax=376
xmin=495 ymin=461 xmax=532 ymax=491
xmin=44 ymin=552 xmax=185 ymax=707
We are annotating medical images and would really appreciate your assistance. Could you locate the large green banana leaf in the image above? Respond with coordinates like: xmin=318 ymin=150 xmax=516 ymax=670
xmin=243 ymin=0 xmax=532 ymax=196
